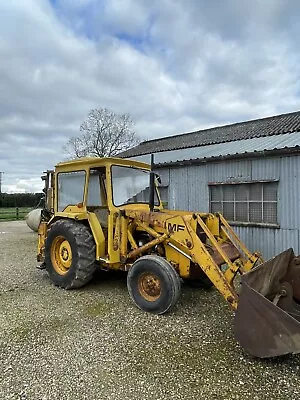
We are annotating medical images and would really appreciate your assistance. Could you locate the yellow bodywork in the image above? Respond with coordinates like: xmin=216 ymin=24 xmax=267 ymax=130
xmin=50 ymin=236 xmax=72 ymax=275
xmin=37 ymin=156 xmax=261 ymax=311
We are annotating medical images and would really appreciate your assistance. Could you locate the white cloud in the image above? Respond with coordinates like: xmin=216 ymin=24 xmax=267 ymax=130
xmin=3 ymin=178 xmax=43 ymax=194
xmin=0 ymin=0 xmax=300 ymax=192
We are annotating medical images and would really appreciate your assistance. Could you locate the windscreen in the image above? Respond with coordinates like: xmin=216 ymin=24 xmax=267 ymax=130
xmin=111 ymin=165 xmax=159 ymax=207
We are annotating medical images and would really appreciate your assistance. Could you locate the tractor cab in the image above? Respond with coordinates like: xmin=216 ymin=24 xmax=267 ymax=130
xmin=38 ymin=157 xmax=162 ymax=265
xmin=51 ymin=157 xmax=161 ymax=215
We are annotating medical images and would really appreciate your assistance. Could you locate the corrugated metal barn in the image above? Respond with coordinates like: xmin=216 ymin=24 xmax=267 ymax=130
xmin=121 ymin=111 xmax=300 ymax=259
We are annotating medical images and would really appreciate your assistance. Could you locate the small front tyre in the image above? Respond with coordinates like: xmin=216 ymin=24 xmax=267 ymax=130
xmin=127 ymin=255 xmax=181 ymax=315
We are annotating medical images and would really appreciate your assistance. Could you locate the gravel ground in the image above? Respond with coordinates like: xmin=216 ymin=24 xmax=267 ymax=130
xmin=0 ymin=221 xmax=300 ymax=400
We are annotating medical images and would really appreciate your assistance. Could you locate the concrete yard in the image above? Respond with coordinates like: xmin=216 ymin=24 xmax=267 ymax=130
xmin=0 ymin=221 xmax=299 ymax=399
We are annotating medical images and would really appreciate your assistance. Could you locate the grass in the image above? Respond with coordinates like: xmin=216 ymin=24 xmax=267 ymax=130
xmin=0 ymin=207 xmax=31 ymax=221
xmin=9 ymin=317 xmax=67 ymax=343
xmin=84 ymin=300 xmax=112 ymax=317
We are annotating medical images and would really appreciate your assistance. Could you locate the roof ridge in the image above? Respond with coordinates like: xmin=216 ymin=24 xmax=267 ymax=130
xmin=119 ymin=109 xmax=300 ymax=159
xmin=141 ymin=110 xmax=300 ymax=145
xmin=134 ymin=130 xmax=298 ymax=157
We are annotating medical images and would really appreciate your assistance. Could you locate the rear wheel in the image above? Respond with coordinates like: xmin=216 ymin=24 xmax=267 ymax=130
xmin=127 ymin=255 xmax=181 ymax=314
xmin=45 ymin=219 xmax=96 ymax=289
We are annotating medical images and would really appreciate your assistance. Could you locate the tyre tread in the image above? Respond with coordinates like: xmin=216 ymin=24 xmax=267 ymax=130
xmin=127 ymin=254 xmax=181 ymax=315
xmin=45 ymin=219 xmax=96 ymax=289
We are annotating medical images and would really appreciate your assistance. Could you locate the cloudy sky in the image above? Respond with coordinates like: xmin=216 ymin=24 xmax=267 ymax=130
xmin=1 ymin=0 xmax=300 ymax=192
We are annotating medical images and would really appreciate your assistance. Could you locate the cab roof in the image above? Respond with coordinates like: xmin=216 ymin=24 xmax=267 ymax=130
xmin=55 ymin=156 xmax=151 ymax=171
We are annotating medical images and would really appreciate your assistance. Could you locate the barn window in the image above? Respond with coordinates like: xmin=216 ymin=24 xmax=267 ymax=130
xmin=209 ymin=181 xmax=278 ymax=225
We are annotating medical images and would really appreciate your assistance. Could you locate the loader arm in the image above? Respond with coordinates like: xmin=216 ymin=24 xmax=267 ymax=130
xmin=121 ymin=210 xmax=261 ymax=310
xmin=116 ymin=209 xmax=300 ymax=357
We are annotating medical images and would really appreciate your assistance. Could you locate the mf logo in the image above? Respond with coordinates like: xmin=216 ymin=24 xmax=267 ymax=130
xmin=164 ymin=221 xmax=185 ymax=232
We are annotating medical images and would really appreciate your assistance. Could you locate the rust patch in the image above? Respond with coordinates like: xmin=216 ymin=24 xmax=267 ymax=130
xmin=185 ymin=240 xmax=192 ymax=248
xmin=208 ymin=242 xmax=240 ymax=266
xmin=127 ymin=233 xmax=169 ymax=259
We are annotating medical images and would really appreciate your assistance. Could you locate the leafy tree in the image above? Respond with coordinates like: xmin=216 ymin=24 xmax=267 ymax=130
xmin=0 ymin=193 xmax=43 ymax=208
xmin=64 ymin=108 xmax=140 ymax=158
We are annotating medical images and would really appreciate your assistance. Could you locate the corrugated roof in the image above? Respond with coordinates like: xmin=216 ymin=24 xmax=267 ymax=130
xmin=127 ymin=131 xmax=300 ymax=166
xmin=121 ymin=110 xmax=300 ymax=158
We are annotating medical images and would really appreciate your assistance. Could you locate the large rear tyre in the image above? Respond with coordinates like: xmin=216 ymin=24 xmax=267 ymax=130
xmin=127 ymin=255 xmax=181 ymax=315
xmin=45 ymin=219 xmax=96 ymax=289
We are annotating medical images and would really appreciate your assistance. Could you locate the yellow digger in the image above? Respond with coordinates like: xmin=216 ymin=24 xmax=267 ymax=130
xmin=37 ymin=156 xmax=300 ymax=358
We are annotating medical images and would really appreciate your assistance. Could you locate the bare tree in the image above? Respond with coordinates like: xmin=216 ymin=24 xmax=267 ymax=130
xmin=64 ymin=108 xmax=140 ymax=158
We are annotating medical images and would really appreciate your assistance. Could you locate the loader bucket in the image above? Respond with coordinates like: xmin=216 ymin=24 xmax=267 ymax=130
xmin=234 ymin=248 xmax=300 ymax=358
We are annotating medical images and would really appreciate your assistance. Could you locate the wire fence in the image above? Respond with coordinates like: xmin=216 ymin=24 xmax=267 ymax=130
xmin=0 ymin=207 xmax=31 ymax=221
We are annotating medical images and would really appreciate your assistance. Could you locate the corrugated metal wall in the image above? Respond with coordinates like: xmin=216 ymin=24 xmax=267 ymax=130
xmin=156 ymin=154 xmax=300 ymax=259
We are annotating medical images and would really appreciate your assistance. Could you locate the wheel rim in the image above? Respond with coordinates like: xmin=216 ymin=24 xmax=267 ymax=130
xmin=138 ymin=272 xmax=161 ymax=301
xmin=51 ymin=235 xmax=72 ymax=275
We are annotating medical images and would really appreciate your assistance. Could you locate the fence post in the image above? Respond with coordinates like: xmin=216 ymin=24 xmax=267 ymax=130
xmin=16 ymin=207 xmax=19 ymax=220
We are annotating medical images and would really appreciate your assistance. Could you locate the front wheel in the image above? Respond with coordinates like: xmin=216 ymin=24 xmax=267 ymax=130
xmin=127 ymin=255 xmax=181 ymax=314
xmin=45 ymin=219 xmax=96 ymax=289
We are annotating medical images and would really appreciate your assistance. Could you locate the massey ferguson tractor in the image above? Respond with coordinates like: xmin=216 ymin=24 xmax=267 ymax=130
xmin=36 ymin=156 xmax=300 ymax=358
